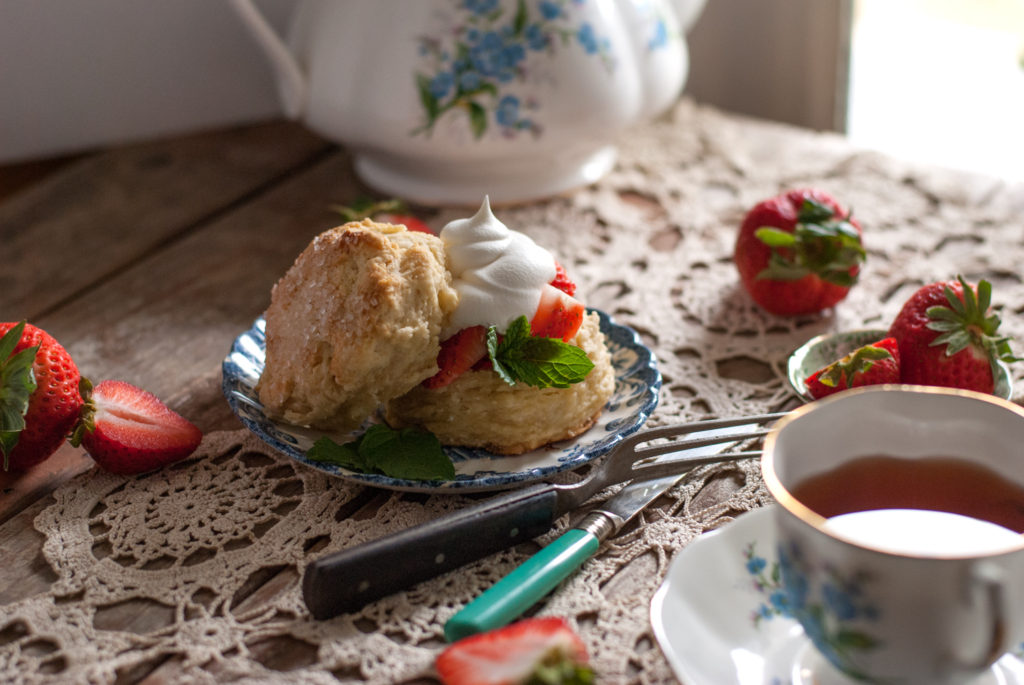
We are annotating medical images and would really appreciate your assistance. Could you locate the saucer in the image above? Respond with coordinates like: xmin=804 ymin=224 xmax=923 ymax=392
xmin=650 ymin=506 xmax=1024 ymax=684
xmin=787 ymin=329 xmax=1013 ymax=403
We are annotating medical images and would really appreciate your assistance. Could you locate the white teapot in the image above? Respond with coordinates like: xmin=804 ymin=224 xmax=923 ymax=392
xmin=228 ymin=0 xmax=706 ymax=205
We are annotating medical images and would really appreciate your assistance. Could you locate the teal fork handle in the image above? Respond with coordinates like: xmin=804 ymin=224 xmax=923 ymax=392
xmin=444 ymin=528 xmax=600 ymax=642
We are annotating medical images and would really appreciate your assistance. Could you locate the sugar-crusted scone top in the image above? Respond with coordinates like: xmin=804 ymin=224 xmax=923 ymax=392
xmin=256 ymin=220 xmax=458 ymax=431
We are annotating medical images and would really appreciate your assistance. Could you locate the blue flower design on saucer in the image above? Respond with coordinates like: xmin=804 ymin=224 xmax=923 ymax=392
xmin=222 ymin=309 xmax=660 ymax=493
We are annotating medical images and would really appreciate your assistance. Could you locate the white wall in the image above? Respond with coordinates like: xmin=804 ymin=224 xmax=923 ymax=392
xmin=0 ymin=0 xmax=293 ymax=163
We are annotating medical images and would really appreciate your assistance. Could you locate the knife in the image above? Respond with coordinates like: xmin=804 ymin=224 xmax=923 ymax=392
xmin=443 ymin=424 xmax=748 ymax=642
xmin=302 ymin=414 xmax=781 ymax=620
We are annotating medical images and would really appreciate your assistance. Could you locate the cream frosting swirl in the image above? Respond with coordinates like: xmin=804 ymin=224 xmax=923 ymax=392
xmin=441 ymin=197 xmax=556 ymax=337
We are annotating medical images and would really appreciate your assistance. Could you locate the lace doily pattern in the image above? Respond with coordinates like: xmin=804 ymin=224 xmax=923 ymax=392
xmin=5 ymin=99 xmax=1023 ymax=684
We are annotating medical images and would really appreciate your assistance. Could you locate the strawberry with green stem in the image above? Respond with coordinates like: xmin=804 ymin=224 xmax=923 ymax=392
xmin=332 ymin=198 xmax=434 ymax=234
xmin=0 ymin=321 xmax=83 ymax=470
xmin=735 ymin=189 xmax=865 ymax=316
xmin=805 ymin=337 xmax=900 ymax=399
xmin=888 ymin=275 xmax=1019 ymax=394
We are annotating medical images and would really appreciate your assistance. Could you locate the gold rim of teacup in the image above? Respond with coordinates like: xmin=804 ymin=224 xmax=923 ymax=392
xmin=761 ymin=384 xmax=1024 ymax=559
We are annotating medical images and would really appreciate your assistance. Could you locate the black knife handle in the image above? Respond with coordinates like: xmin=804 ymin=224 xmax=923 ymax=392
xmin=302 ymin=483 xmax=561 ymax=619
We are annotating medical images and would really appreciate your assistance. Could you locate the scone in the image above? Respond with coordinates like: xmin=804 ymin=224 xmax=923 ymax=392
xmin=385 ymin=312 xmax=614 ymax=454
xmin=256 ymin=198 xmax=615 ymax=456
xmin=256 ymin=219 xmax=458 ymax=431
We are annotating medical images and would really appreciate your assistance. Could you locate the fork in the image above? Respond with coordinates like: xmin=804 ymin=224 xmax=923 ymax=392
xmin=302 ymin=412 xmax=786 ymax=620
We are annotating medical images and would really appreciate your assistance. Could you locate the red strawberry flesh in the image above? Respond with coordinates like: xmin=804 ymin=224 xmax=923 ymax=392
xmin=529 ymin=285 xmax=585 ymax=342
xmin=436 ymin=617 xmax=591 ymax=685
xmin=78 ymin=380 xmax=202 ymax=475
xmin=423 ymin=326 xmax=489 ymax=389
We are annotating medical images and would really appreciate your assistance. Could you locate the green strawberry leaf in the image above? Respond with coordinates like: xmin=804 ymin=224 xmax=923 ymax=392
xmin=488 ymin=316 xmax=594 ymax=389
xmin=306 ymin=424 xmax=455 ymax=481
xmin=753 ymin=228 xmax=796 ymax=247
xmin=754 ymin=199 xmax=865 ymax=286
xmin=797 ymin=198 xmax=838 ymax=224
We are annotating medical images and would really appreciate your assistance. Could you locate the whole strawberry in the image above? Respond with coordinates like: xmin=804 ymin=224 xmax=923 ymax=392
xmin=888 ymin=276 xmax=1017 ymax=394
xmin=72 ymin=379 xmax=203 ymax=475
xmin=735 ymin=188 xmax=865 ymax=316
xmin=0 ymin=321 xmax=83 ymax=470
xmin=332 ymin=198 xmax=434 ymax=233
xmin=805 ymin=337 xmax=900 ymax=399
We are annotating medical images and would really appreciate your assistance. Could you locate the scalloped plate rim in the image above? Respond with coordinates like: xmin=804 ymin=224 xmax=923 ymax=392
xmin=221 ymin=309 xmax=661 ymax=493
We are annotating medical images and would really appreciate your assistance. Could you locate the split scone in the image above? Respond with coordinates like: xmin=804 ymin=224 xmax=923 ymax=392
xmin=256 ymin=219 xmax=458 ymax=432
xmin=256 ymin=200 xmax=616 ymax=455
xmin=385 ymin=312 xmax=614 ymax=454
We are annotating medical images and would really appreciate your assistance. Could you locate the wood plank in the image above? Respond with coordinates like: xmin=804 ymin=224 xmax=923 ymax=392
xmin=36 ymin=151 xmax=365 ymax=404
xmin=1 ymin=121 xmax=331 ymax=321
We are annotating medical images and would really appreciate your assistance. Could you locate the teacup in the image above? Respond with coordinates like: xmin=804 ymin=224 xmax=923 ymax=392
xmin=762 ymin=385 xmax=1024 ymax=684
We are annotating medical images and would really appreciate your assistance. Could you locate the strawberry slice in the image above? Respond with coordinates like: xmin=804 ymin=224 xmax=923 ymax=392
xmin=423 ymin=326 xmax=489 ymax=389
xmin=530 ymin=285 xmax=585 ymax=342
xmin=72 ymin=380 xmax=203 ymax=474
xmin=549 ymin=261 xmax=576 ymax=296
xmin=805 ymin=337 xmax=900 ymax=399
xmin=436 ymin=617 xmax=593 ymax=685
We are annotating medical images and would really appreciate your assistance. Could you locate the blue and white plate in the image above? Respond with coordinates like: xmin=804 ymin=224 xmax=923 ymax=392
xmin=222 ymin=310 xmax=661 ymax=493
xmin=787 ymin=328 xmax=1013 ymax=403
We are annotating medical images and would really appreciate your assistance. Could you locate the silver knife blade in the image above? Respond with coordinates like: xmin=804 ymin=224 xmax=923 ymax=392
xmin=575 ymin=422 xmax=754 ymax=540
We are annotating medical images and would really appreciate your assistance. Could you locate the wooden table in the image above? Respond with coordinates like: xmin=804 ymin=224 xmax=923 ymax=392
xmin=2 ymin=100 xmax=1023 ymax=684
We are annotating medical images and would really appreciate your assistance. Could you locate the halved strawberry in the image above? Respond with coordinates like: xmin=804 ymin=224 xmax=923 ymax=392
xmin=549 ymin=261 xmax=576 ymax=296
xmin=436 ymin=617 xmax=593 ymax=685
xmin=530 ymin=285 xmax=585 ymax=342
xmin=71 ymin=380 xmax=203 ymax=475
xmin=423 ymin=326 xmax=489 ymax=389
xmin=805 ymin=337 xmax=900 ymax=399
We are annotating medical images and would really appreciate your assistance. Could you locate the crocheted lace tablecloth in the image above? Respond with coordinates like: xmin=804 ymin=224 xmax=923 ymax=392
xmin=6 ymin=99 xmax=1024 ymax=684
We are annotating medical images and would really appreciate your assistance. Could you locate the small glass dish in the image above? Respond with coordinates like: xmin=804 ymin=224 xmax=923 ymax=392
xmin=787 ymin=328 xmax=1013 ymax=403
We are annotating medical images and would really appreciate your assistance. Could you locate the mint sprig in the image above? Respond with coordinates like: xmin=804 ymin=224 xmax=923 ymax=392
xmin=306 ymin=424 xmax=455 ymax=481
xmin=0 ymin=322 xmax=38 ymax=467
xmin=487 ymin=316 xmax=594 ymax=389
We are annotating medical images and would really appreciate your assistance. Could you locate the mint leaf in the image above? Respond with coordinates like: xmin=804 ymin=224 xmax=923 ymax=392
xmin=305 ymin=425 xmax=455 ymax=481
xmin=306 ymin=435 xmax=365 ymax=471
xmin=359 ymin=425 xmax=455 ymax=481
xmin=489 ymin=316 xmax=594 ymax=389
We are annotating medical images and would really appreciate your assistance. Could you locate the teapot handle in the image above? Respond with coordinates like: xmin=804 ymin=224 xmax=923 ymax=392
xmin=225 ymin=0 xmax=307 ymax=119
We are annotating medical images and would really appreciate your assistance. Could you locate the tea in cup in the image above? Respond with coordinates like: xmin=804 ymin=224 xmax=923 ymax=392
xmin=762 ymin=386 xmax=1024 ymax=684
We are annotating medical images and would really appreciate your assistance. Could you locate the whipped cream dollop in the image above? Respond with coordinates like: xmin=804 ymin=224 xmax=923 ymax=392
xmin=441 ymin=197 xmax=557 ymax=337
